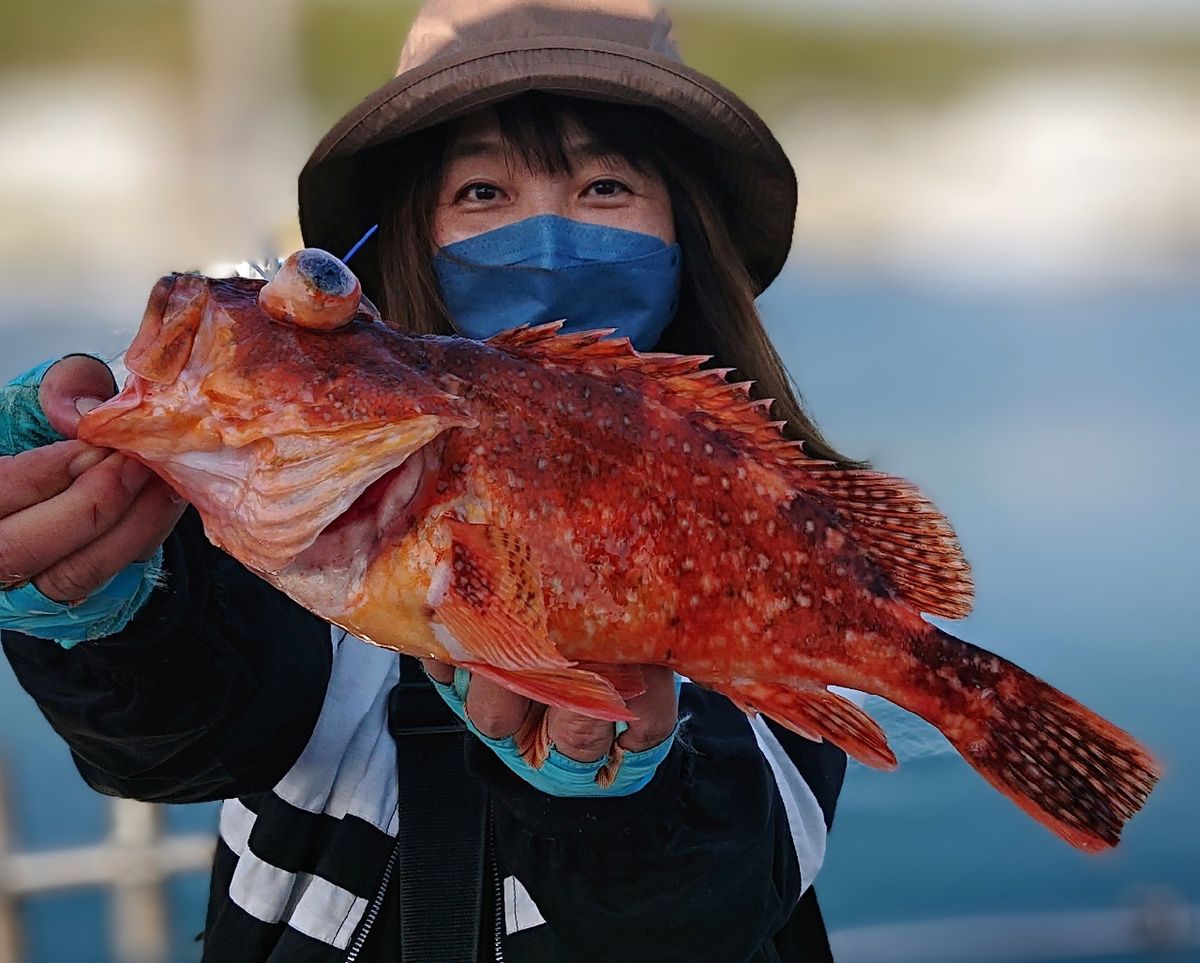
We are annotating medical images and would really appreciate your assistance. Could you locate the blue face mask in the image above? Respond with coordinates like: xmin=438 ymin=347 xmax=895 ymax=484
xmin=432 ymin=214 xmax=681 ymax=350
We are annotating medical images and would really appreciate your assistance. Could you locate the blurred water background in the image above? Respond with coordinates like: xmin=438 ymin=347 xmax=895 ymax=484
xmin=1 ymin=0 xmax=1198 ymax=960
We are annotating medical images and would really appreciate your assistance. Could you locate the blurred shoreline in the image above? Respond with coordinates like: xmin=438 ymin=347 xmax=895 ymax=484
xmin=3 ymin=6 xmax=1198 ymax=331
xmin=2 ymin=74 xmax=1196 ymax=328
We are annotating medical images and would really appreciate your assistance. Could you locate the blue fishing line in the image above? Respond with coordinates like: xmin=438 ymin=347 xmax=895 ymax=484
xmin=342 ymin=224 xmax=379 ymax=264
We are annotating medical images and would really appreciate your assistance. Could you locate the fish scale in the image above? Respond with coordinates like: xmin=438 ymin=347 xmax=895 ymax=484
xmin=78 ymin=249 xmax=1159 ymax=851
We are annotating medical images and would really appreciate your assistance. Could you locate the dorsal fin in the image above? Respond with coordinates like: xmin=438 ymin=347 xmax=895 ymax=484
xmin=486 ymin=322 xmax=974 ymax=619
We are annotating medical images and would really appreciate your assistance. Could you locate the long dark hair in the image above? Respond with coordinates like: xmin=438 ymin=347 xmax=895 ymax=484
xmin=371 ymin=92 xmax=869 ymax=470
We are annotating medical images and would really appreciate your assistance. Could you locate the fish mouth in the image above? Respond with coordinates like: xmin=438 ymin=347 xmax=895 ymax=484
xmin=286 ymin=435 xmax=445 ymax=579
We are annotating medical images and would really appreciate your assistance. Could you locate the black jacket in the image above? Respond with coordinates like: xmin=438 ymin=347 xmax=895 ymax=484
xmin=2 ymin=509 xmax=847 ymax=963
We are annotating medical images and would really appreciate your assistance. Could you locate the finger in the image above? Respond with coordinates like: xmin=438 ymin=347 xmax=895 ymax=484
xmin=420 ymin=657 xmax=455 ymax=684
xmin=617 ymin=664 xmax=679 ymax=752
xmin=546 ymin=708 xmax=614 ymax=763
xmin=0 ymin=453 xmax=153 ymax=586
xmin=0 ymin=440 xmax=108 ymax=519
xmin=128 ymin=478 xmax=187 ymax=560
xmin=34 ymin=478 xmax=185 ymax=602
xmin=39 ymin=355 xmax=118 ymax=439
xmin=464 ymin=672 xmax=532 ymax=739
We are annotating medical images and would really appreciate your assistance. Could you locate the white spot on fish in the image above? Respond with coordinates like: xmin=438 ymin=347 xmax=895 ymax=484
xmin=804 ymin=520 xmax=815 ymax=533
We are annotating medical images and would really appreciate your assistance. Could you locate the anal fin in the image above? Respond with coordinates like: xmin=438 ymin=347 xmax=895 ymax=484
xmin=713 ymin=680 xmax=898 ymax=770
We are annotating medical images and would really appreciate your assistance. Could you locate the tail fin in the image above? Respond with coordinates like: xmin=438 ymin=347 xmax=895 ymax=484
xmin=931 ymin=629 xmax=1161 ymax=851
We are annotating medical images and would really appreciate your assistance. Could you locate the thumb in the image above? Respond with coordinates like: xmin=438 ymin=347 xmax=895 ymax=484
xmin=38 ymin=354 xmax=118 ymax=439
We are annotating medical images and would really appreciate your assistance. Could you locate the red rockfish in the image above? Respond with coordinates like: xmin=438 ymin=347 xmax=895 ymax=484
xmin=79 ymin=250 xmax=1159 ymax=852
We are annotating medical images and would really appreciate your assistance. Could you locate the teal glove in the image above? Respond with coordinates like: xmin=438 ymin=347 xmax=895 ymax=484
xmin=0 ymin=360 xmax=64 ymax=452
xmin=0 ymin=358 xmax=162 ymax=648
xmin=427 ymin=665 xmax=681 ymax=797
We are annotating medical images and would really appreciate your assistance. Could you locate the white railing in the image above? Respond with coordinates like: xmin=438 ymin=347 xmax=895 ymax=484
xmin=0 ymin=760 xmax=213 ymax=963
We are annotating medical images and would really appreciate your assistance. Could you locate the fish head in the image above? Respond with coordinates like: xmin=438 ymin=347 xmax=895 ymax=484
xmin=78 ymin=250 xmax=476 ymax=594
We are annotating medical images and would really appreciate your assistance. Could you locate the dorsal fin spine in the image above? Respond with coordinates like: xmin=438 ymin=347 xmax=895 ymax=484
xmin=485 ymin=323 xmax=975 ymax=619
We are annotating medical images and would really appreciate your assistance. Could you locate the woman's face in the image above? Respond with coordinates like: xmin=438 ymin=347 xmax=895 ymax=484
xmin=432 ymin=110 xmax=675 ymax=247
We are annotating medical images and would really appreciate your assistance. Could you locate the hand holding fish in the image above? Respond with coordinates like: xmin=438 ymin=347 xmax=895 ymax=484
xmin=0 ymin=356 xmax=184 ymax=603
xmin=422 ymin=657 xmax=680 ymax=795
xmin=424 ymin=658 xmax=678 ymax=756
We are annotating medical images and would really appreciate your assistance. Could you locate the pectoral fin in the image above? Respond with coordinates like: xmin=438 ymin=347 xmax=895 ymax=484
xmin=431 ymin=517 xmax=569 ymax=670
xmin=429 ymin=518 xmax=632 ymax=722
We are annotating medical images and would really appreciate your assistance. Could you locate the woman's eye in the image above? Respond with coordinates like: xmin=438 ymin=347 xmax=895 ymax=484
xmin=457 ymin=182 xmax=503 ymax=203
xmin=584 ymin=179 xmax=630 ymax=198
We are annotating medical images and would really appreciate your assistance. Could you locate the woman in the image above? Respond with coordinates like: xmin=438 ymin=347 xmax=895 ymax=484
xmin=0 ymin=1 xmax=865 ymax=960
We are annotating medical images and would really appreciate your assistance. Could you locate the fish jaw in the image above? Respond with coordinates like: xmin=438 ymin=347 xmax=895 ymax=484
xmin=86 ymin=371 xmax=467 ymax=578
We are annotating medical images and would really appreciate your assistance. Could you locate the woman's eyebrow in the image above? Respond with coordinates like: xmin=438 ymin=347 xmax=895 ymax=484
xmin=445 ymin=139 xmax=506 ymax=161
xmin=565 ymin=139 xmax=627 ymax=163
xmin=444 ymin=136 xmax=630 ymax=169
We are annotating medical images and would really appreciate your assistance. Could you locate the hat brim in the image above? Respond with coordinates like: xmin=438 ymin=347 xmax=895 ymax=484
xmin=298 ymin=38 xmax=797 ymax=296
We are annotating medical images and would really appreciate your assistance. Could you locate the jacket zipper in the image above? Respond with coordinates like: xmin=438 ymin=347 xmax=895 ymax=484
xmin=341 ymin=803 xmax=498 ymax=961
xmin=342 ymin=835 xmax=401 ymax=963
xmin=488 ymin=801 xmax=505 ymax=962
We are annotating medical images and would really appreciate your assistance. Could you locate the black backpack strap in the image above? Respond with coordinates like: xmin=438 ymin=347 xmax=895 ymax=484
xmin=389 ymin=655 xmax=488 ymax=963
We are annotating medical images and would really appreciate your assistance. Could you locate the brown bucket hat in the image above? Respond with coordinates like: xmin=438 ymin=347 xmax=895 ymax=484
xmin=298 ymin=0 xmax=797 ymax=296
